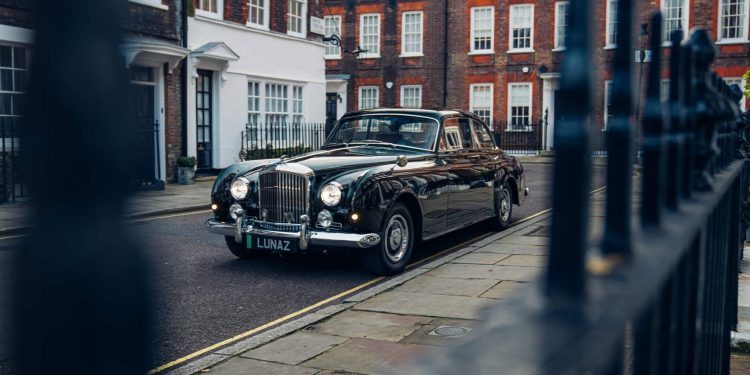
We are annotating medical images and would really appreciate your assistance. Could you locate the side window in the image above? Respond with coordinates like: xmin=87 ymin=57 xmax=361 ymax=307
xmin=472 ymin=120 xmax=495 ymax=149
xmin=441 ymin=118 xmax=463 ymax=151
xmin=458 ymin=117 xmax=474 ymax=149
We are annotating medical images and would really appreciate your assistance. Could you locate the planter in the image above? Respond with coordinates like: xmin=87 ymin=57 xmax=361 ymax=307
xmin=177 ymin=165 xmax=195 ymax=185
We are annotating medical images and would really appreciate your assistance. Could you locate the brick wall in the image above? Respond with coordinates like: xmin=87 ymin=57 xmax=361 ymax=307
xmin=125 ymin=0 xmax=183 ymax=44
xmin=0 ymin=1 xmax=32 ymax=30
xmin=165 ymin=62 xmax=185 ymax=182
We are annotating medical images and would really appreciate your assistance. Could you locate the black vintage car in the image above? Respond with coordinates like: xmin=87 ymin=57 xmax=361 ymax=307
xmin=205 ymin=109 xmax=527 ymax=275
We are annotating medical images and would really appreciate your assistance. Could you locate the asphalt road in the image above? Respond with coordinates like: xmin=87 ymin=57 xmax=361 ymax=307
xmin=0 ymin=162 xmax=606 ymax=372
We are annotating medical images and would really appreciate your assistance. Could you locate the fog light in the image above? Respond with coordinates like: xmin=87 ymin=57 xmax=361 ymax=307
xmin=229 ymin=203 xmax=243 ymax=220
xmin=261 ymin=209 xmax=268 ymax=220
xmin=317 ymin=209 xmax=333 ymax=228
xmin=351 ymin=213 xmax=359 ymax=222
xmin=211 ymin=203 xmax=218 ymax=211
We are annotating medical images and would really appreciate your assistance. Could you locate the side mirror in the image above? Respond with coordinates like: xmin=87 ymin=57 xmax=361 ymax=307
xmin=396 ymin=155 xmax=408 ymax=168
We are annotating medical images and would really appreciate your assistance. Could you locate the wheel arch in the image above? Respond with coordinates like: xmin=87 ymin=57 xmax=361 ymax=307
xmin=387 ymin=191 xmax=423 ymax=242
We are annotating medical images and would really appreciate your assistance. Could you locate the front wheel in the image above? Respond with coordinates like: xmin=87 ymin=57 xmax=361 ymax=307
xmin=492 ymin=182 xmax=513 ymax=230
xmin=360 ymin=203 xmax=414 ymax=275
xmin=225 ymin=236 xmax=266 ymax=259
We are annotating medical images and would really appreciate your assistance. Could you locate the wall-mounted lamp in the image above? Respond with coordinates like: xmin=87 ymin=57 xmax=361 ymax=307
xmin=385 ymin=82 xmax=394 ymax=89
xmin=522 ymin=66 xmax=530 ymax=73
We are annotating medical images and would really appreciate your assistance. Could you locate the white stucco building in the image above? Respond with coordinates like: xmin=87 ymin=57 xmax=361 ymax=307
xmin=186 ymin=1 xmax=326 ymax=171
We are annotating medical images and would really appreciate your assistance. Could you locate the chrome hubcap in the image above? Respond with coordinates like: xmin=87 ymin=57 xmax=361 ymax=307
xmin=499 ymin=188 xmax=511 ymax=222
xmin=385 ymin=214 xmax=409 ymax=263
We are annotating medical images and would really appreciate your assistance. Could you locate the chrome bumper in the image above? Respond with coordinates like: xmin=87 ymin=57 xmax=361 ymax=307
xmin=204 ymin=218 xmax=381 ymax=249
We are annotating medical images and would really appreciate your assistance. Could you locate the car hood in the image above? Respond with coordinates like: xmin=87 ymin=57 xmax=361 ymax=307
xmin=243 ymin=146 xmax=432 ymax=177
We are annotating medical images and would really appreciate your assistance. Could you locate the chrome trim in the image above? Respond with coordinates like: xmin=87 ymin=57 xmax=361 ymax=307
xmin=232 ymin=206 xmax=245 ymax=243
xmin=258 ymin=169 xmax=309 ymax=224
xmin=204 ymin=218 xmax=380 ymax=249
xmin=273 ymin=162 xmax=314 ymax=176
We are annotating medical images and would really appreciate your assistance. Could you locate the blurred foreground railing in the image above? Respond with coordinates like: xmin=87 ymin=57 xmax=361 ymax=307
xmin=417 ymin=0 xmax=748 ymax=374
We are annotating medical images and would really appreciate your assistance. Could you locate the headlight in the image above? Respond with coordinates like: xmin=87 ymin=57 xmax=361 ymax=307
xmin=230 ymin=177 xmax=250 ymax=200
xmin=320 ymin=182 xmax=343 ymax=206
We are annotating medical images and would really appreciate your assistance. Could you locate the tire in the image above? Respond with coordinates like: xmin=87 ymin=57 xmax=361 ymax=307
xmin=492 ymin=181 xmax=513 ymax=230
xmin=225 ymin=236 xmax=266 ymax=260
xmin=361 ymin=203 xmax=414 ymax=276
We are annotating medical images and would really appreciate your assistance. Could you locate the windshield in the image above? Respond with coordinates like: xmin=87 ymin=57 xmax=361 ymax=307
xmin=327 ymin=115 xmax=439 ymax=151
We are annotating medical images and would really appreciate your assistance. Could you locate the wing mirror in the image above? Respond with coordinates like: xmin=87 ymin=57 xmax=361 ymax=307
xmin=396 ymin=155 xmax=408 ymax=168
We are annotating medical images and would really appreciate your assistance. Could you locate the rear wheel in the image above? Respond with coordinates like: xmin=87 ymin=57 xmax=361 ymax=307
xmin=492 ymin=182 xmax=513 ymax=230
xmin=361 ymin=203 xmax=414 ymax=275
xmin=225 ymin=236 xmax=266 ymax=259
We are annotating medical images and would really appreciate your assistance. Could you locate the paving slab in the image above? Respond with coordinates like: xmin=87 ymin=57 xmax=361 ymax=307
xmin=206 ymin=357 xmax=319 ymax=375
xmin=451 ymin=252 xmax=511 ymax=265
xmin=305 ymin=310 xmax=431 ymax=342
xmin=497 ymin=255 xmax=547 ymax=267
xmin=353 ymin=291 xmax=491 ymax=320
xmin=302 ymin=338 xmax=431 ymax=375
xmin=473 ymin=243 xmax=548 ymax=255
xmin=241 ymin=331 xmax=348 ymax=365
xmin=424 ymin=263 xmax=540 ymax=282
xmin=400 ymin=318 xmax=479 ymax=347
xmin=397 ymin=275 xmax=498 ymax=297
xmin=479 ymin=281 xmax=524 ymax=299
xmin=497 ymin=235 xmax=548 ymax=246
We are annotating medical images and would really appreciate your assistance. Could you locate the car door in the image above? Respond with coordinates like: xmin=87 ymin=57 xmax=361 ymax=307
xmin=443 ymin=116 xmax=490 ymax=227
xmin=469 ymin=119 xmax=499 ymax=218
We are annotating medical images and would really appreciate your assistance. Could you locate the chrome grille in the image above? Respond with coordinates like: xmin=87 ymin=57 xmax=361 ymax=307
xmin=259 ymin=171 xmax=308 ymax=223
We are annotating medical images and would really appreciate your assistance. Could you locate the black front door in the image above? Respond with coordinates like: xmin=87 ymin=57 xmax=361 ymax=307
xmin=130 ymin=74 xmax=161 ymax=189
xmin=196 ymin=69 xmax=213 ymax=170
xmin=325 ymin=93 xmax=338 ymax=136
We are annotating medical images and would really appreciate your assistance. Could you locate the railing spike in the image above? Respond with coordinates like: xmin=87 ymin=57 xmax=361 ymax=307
xmin=640 ymin=12 xmax=665 ymax=227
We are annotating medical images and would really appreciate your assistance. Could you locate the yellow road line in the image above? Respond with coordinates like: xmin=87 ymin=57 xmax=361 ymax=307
xmin=147 ymin=275 xmax=384 ymax=374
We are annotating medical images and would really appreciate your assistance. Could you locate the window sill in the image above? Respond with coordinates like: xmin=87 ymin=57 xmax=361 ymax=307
xmin=507 ymin=49 xmax=535 ymax=54
xmin=195 ymin=9 xmax=222 ymax=20
xmin=399 ymin=53 xmax=424 ymax=58
xmin=287 ymin=31 xmax=307 ymax=38
xmin=246 ymin=23 xmax=270 ymax=31
xmin=357 ymin=55 xmax=381 ymax=60
xmin=129 ymin=0 xmax=169 ymax=10
xmin=505 ymin=126 xmax=533 ymax=132
xmin=468 ymin=50 xmax=494 ymax=56
xmin=716 ymin=39 xmax=750 ymax=45
xmin=603 ymin=44 xmax=617 ymax=50
xmin=551 ymin=47 xmax=566 ymax=52
xmin=325 ymin=55 xmax=342 ymax=60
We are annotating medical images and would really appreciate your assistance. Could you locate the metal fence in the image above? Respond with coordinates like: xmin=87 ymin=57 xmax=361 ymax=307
xmin=239 ymin=122 xmax=326 ymax=161
xmin=418 ymin=1 xmax=747 ymax=374
xmin=491 ymin=119 xmax=546 ymax=156
xmin=1 ymin=116 xmax=26 ymax=203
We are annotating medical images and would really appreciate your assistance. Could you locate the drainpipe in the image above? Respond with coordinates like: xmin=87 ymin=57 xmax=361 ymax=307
xmin=181 ymin=0 xmax=189 ymax=158
xmin=442 ymin=0 xmax=449 ymax=108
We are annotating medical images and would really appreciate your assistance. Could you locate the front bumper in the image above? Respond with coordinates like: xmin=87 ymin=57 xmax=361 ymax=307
xmin=204 ymin=218 xmax=381 ymax=250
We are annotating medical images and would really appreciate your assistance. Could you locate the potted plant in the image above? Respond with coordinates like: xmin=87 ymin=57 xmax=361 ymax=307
xmin=177 ymin=156 xmax=196 ymax=185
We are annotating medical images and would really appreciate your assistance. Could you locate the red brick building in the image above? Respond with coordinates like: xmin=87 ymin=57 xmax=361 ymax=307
xmin=324 ymin=0 xmax=750 ymax=150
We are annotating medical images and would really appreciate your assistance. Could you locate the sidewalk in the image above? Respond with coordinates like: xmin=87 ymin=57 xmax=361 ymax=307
xmin=0 ymin=179 xmax=214 ymax=235
xmin=166 ymin=187 xmax=749 ymax=375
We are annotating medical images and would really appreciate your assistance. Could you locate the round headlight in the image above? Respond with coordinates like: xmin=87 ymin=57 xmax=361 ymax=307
xmin=317 ymin=209 xmax=333 ymax=228
xmin=320 ymin=182 xmax=343 ymax=206
xmin=230 ymin=177 xmax=250 ymax=200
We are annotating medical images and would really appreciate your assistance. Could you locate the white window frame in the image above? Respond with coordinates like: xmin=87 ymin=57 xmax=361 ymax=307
xmin=717 ymin=0 xmax=749 ymax=43
xmin=287 ymin=0 xmax=307 ymax=37
xmin=129 ymin=0 xmax=168 ymax=10
xmin=324 ymin=15 xmax=342 ymax=59
xmin=401 ymin=11 xmax=424 ymax=57
xmin=554 ymin=2 xmax=569 ymax=50
xmin=469 ymin=83 xmax=493 ymax=125
xmin=359 ymin=14 xmax=381 ymax=58
xmin=605 ymin=0 xmax=619 ymax=48
xmin=400 ymin=85 xmax=422 ymax=108
xmin=507 ymin=83 xmax=533 ymax=131
xmin=604 ymin=80 xmax=613 ymax=129
xmin=246 ymin=79 xmax=309 ymax=142
xmin=247 ymin=0 xmax=270 ymax=30
xmin=509 ymin=4 xmax=535 ymax=53
xmin=470 ymin=6 xmax=494 ymax=54
xmin=358 ymin=86 xmax=379 ymax=109
xmin=661 ymin=0 xmax=690 ymax=43
xmin=195 ymin=0 xmax=223 ymax=19
xmin=725 ymin=77 xmax=747 ymax=108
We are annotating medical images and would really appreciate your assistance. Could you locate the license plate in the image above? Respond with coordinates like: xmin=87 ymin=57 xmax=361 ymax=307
xmin=247 ymin=234 xmax=298 ymax=252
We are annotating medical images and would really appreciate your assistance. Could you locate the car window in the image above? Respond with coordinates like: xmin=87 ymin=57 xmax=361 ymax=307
xmin=472 ymin=120 xmax=495 ymax=149
xmin=328 ymin=115 xmax=439 ymax=150
xmin=440 ymin=118 xmax=463 ymax=151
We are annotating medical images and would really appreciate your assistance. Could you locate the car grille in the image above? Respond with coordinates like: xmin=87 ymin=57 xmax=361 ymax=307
xmin=259 ymin=171 xmax=308 ymax=224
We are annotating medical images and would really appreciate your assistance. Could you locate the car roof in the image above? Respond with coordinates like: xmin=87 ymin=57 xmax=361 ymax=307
xmin=340 ymin=108 xmax=480 ymax=122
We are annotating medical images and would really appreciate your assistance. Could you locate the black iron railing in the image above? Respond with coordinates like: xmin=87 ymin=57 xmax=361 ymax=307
xmin=417 ymin=1 xmax=748 ymax=374
xmin=491 ymin=119 xmax=546 ymax=156
xmin=239 ymin=122 xmax=326 ymax=161
xmin=0 ymin=116 xmax=26 ymax=203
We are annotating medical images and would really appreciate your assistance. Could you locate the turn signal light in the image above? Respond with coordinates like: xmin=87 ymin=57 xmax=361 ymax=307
xmin=211 ymin=203 xmax=218 ymax=211
xmin=351 ymin=213 xmax=359 ymax=222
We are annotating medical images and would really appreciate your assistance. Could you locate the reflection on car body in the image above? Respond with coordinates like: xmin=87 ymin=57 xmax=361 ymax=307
xmin=205 ymin=109 xmax=528 ymax=275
